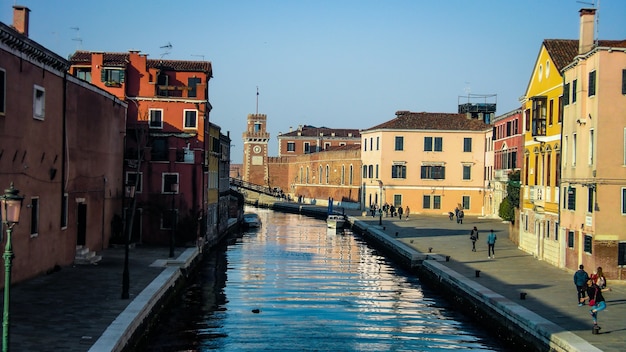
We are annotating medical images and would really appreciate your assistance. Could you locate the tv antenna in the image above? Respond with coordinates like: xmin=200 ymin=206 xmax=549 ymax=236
xmin=191 ymin=54 xmax=205 ymax=61
xmin=70 ymin=27 xmax=82 ymax=50
xmin=160 ymin=42 xmax=172 ymax=58
xmin=256 ymin=86 xmax=259 ymax=115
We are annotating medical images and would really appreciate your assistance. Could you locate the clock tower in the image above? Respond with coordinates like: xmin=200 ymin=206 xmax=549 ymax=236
xmin=242 ymin=113 xmax=269 ymax=186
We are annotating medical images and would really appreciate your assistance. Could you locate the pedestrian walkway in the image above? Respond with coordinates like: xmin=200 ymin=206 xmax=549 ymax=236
xmin=353 ymin=212 xmax=626 ymax=352
xmin=5 ymin=245 xmax=182 ymax=352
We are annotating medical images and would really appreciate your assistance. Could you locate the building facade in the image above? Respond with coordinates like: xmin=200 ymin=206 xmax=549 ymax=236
xmin=360 ymin=111 xmax=491 ymax=216
xmin=277 ymin=125 xmax=361 ymax=157
xmin=69 ymin=50 xmax=213 ymax=246
xmin=1 ymin=7 xmax=126 ymax=283
xmin=519 ymin=38 xmax=578 ymax=266
xmin=560 ymin=8 xmax=626 ymax=279
xmin=242 ymin=113 xmax=270 ymax=186
xmin=492 ymin=108 xmax=523 ymax=220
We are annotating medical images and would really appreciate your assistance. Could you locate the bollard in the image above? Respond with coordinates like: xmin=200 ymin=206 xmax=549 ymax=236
xmin=383 ymin=226 xmax=386 ymax=230
xmin=475 ymin=270 xmax=481 ymax=277
xmin=428 ymin=247 xmax=433 ymax=253
xmin=446 ymin=255 xmax=450 ymax=262
xmin=520 ymin=292 xmax=527 ymax=300
xmin=395 ymin=232 xmax=398 ymax=237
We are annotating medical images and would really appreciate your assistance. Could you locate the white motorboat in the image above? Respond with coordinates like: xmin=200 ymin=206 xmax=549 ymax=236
xmin=327 ymin=214 xmax=346 ymax=229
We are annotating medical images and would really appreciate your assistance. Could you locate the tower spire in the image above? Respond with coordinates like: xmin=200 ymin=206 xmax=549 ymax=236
xmin=256 ymin=86 xmax=259 ymax=115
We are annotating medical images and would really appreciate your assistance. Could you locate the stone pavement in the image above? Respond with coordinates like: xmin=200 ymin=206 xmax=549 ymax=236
xmin=353 ymin=211 xmax=626 ymax=352
xmin=3 ymin=245 xmax=173 ymax=352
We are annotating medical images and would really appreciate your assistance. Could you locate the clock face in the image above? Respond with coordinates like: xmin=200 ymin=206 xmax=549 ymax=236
xmin=253 ymin=146 xmax=261 ymax=154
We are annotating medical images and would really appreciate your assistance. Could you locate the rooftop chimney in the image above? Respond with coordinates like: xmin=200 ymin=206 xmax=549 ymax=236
xmin=579 ymin=8 xmax=596 ymax=54
xmin=12 ymin=5 xmax=30 ymax=37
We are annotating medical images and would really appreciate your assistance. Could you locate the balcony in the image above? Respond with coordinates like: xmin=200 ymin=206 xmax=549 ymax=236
xmin=529 ymin=185 xmax=544 ymax=203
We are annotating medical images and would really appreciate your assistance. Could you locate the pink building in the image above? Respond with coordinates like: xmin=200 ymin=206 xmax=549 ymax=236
xmin=492 ymin=108 xmax=523 ymax=219
xmin=1 ymin=7 xmax=126 ymax=284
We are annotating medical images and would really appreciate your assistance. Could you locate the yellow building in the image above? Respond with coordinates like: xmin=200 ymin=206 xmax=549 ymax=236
xmin=361 ymin=111 xmax=491 ymax=216
xmin=560 ymin=9 xmax=626 ymax=279
xmin=206 ymin=122 xmax=221 ymax=241
xmin=519 ymin=38 xmax=578 ymax=266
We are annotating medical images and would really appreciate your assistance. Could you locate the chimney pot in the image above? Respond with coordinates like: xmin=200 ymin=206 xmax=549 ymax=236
xmin=12 ymin=5 xmax=31 ymax=37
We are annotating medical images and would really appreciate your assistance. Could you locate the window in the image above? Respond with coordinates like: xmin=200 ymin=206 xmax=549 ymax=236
xmin=254 ymin=123 xmax=261 ymax=132
xmin=368 ymin=165 xmax=373 ymax=178
xmin=622 ymin=188 xmax=626 ymax=214
xmin=188 ymin=77 xmax=201 ymax=98
xmin=395 ymin=136 xmax=404 ymax=151
xmin=423 ymin=195 xmax=431 ymax=209
xmin=563 ymin=83 xmax=570 ymax=106
xmin=61 ymin=193 xmax=68 ymax=228
xmin=434 ymin=137 xmax=443 ymax=151
xmin=433 ymin=195 xmax=441 ymax=209
xmin=463 ymin=138 xmax=472 ymax=152
xmin=525 ymin=109 xmax=531 ymax=131
xmin=567 ymin=187 xmax=576 ymax=210
xmin=623 ymin=69 xmax=626 ymax=95
xmin=72 ymin=67 xmax=91 ymax=82
xmin=424 ymin=137 xmax=433 ymax=151
xmin=149 ymin=109 xmax=163 ymax=128
xmin=584 ymin=235 xmax=592 ymax=254
xmin=0 ymin=68 xmax=5 ymax=115
xmin=33 ymin=85 xmax=45 ymax=120
xmin=324 ymin=142 xmax=330 ymax=150
xmin=462 ymin=165 xmax=471 ymax=180
xmin=558 ymin=96 xmax=563 ymax=122
xmin=319 ymin=166 xmax=322 ymax=184
xmin=183 ymin=110 xmax=198 ymax=129
xmin=163 ymin=173 xmax=179 ymax=193
xmin=619 ymin=242 xmax=626 ymax=266
xmin=587 ymin=187 xmax=594 ymax=213
xmin=572 ymin=133 xmax=577 ymax=166
xmin=287 ymin=142 xmax=295 ymax=152
xmin=391 ymin=164 xmax=406 ymax=179
xmin=568 ymin=231 xmax=575 ymax=248
xmin=341 ymin=165 xmax=345 ymax=185
xmin=421 ymin=165 xmax=445 ymax=179
xmin=363 ymin=138 xmax=367 ymax=151
xmin=30 ymin=197 xmax=39 ymax=236
xmin=325 ymin=165 xmax=330 ymax=184
xmin=546 ymin=153 xmax=551 ymax=187
xmin=462 ymin=196 xmax=470 ymax=210
xmin=375 ymin=164 xmax=379 ymax=179
xmin=151 ymin=138 xmax=168 ymax=161
xmin=393 ymin=194 xmax=402 ymax=207
xmin=304 ymin=142 xmax=310 ymax=154
xmin=126 ymin=172 xmax=143 ymax=193
xmin=588 ymin=71 xmax=596 ymax=97
xmin=362 ymin=165 xmax=368 ymax=178
xmin=376 ymin=137 xmax=380 ymax=150
xmin=101 ymin=68 xmax=124 ymax=86
xmin=589 ymin=129 xmax=594 ymax=165
xmin=349 ymin=165 xmax=353 ymax=185
xmin=531 ymin=96 xmax=547 ymax=136
xmin=572 ymin=79 xmax=577 ymax=103
xmin=548 ymin=99 xmax=554 ymax=125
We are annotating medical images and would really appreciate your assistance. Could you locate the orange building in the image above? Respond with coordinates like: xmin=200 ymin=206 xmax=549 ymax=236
xmin=69 ymin=50 xmax=213 ymax=246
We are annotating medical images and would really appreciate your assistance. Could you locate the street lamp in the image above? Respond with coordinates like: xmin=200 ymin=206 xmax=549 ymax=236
xmin=121 ymin=183 xmax=136 ymax=299
xmin=1 ymin=183 xmax=24 ymax=352
xmin=169 ymin=183 xmax=178 ymax=258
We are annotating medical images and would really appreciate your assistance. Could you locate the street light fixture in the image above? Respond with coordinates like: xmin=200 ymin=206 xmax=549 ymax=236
xmin=169 ymin=183 xmax=178 ymax=258
xmin=0 ymin=183 xmax=24 ymax=352
xmin=121 ymin=183 xmax=136 ymax=299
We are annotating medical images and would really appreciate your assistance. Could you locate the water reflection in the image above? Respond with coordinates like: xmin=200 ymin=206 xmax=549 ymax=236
xmin=145 ymin=209 xmax=509 ymax=352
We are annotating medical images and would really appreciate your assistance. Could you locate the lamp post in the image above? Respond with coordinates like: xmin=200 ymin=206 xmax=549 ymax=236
xmin=1 ymin=183 xmax=24 ymax=352
xmin=169 ymin=183 xmax=178 ymax=258
xmin=121 ymin=183 xmax=136 ymax=299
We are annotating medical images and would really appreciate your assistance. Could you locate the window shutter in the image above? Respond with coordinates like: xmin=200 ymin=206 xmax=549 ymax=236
xmin=119 ymin=70 xmax=125 ymax=84
xmin=101 ymin=69 xmax=106 ymax=82
xmin=622 ymin=69 xmax=626 ymax=95
xmin=588 ymin=71 xmax=596 ymax=96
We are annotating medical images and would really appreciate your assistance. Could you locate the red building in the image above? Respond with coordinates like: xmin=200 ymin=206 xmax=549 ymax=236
xmin=277 ymin=125 xmax=361 ymax=157
xmin=1 ymin=7 xmax=126 ymax=283
xmin=69 ymin=50 xmax=213 ymax=246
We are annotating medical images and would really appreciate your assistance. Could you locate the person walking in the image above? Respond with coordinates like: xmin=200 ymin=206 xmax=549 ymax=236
xmin=581 ymin=278 xmax=606 ymax=330
xmin=405 ymin=206 xmax=410 ymax=221
xmin=574 ymin=264 xmax=590 ymax=307
xmin=486 ymin=229 xmax=496 ymax=258
xmin=397 ymin=205 xmax=403 ymax=220
xmin=390 ymin=205 xmax=395 ymax=218
xmin=470 ymin=227 xmax=479 ymax=252
xmin=458 ymin=209 xmax=464 ymax=224
xmin=591 ymin=266 xmax=612 ymax=292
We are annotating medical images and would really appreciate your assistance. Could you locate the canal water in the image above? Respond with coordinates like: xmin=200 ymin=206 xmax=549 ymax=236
xmin=145 ymin=209 xmax=511 ymax=351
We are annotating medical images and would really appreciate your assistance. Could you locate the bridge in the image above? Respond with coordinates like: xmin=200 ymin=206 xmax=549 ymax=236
xmin=229 ymin=178 xmax=285 ymax=199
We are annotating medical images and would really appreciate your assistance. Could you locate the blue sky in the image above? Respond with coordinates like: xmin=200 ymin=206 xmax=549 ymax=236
xmin=3 ymin=1 xmax=626 ymax=163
